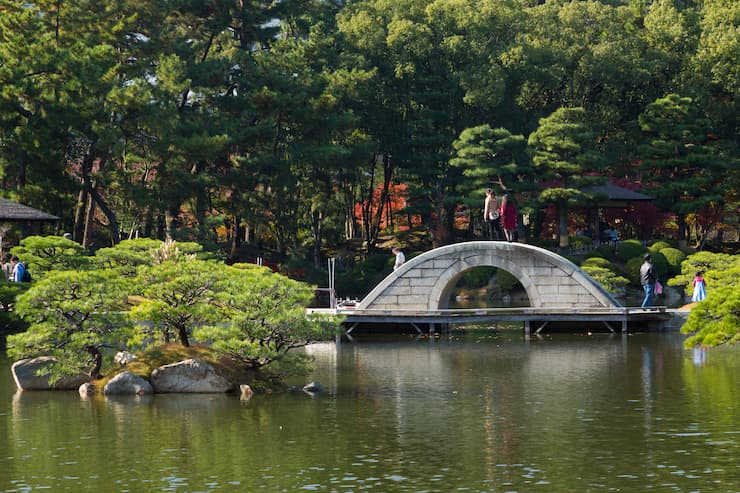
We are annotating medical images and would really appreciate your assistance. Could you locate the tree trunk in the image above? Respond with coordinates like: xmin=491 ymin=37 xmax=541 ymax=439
xmin=88 ymin=185 xmax=120 ymax=245
xmin=86 ymin=346 xmax=102 ymax=380
xmin=164 ymin=204 xmax=180 ymax=241
xmin=82 ymin=194 xmax=96 ymax=248
xmin=558 ymin=204 xmax=569 ymax=252
xmin=73 ymin=189 xmax=88 ymax=242
xmin=178 ymin=326 xmax=190 ymax=347
xmin=677 ymin=213 xmax=687 ymax=249
xmin=229 ymin=213 xmax=242 ymax=261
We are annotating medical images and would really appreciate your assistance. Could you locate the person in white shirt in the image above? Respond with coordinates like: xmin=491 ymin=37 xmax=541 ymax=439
xmin=392 ymin=247 xmax=405 ymax=271
xmin=483 ymin=188 xmax=502 ymax=240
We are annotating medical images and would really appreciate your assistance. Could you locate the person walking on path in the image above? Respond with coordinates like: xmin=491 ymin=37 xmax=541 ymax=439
xmin=691 ymin=271 xmax=707 ymax=302
xmin=500 ymin=193 xmax=518 ymax=242
xmin=640 ymin=253 xmax=657 ymax=308
xmin=392 ymin=247 xmax=405 ymax=271
xmin=483 ymin=188 xmax=502 ymax=240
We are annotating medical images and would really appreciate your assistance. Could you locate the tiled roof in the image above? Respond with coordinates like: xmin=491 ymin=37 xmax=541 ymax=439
xmin=0 ymin=198 xmax=60 ymax=221
xmin=582 ymin=183 xmax=654 ymax=202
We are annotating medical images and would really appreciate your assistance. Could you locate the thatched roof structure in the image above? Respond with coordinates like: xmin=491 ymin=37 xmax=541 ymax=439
xmin=0 ymin=198 xmax=59 ymax=222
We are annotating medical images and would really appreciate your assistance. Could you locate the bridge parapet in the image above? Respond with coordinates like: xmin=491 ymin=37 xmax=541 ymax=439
xmin=358 ymin=241 xmax=621 ymax=311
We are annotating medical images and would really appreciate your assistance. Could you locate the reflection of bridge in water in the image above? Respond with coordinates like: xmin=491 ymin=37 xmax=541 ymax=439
xmin=319 ymin=242 xmax=679 ymax=335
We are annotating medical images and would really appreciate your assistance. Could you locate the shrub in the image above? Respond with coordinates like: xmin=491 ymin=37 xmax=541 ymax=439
xmin=681 ymin=262 xmax=740 ymax=347
xmin=581 ymin=257 xmax=614 ymax=270
xmin=563 ymin=255 xmax=581 ymax=265
xmin=668 ymin=251 xmax=735 ymax=291
xmin=650 ymin=251 xmax=669 ymax=281
xmin=581 ymin=265 xmax=629 ymax=295
xmin=569 ymin=235 xmax=593 ymax=249
xmin=625 ymin=257 xmax=643 ymax=286
xmin=617 ymin=240 xmax=647 ymax=263
xmin=587 ymin=244 xmax=615 ymax=261
xmin=625 ymin=254 xmax=668 ymax=287
xmin=660 ymin=247 xmax=686 ymax=275
xmin=649 ymin=241 xmax=672 ymax=253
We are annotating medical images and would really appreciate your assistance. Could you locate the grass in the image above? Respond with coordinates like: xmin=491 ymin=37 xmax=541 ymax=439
xmin=97 ymin=343 xmax=256 ymax=390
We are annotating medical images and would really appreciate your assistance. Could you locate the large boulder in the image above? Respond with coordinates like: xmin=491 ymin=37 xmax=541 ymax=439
xmin=11 ymin=356 xmax=89 ymax=391
xmin=150 ymin=358 xmax=232 ymax=393
xmin=103 ymin=371 xmax=153 ymax=395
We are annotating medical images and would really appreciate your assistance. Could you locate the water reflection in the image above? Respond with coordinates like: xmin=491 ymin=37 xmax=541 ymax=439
xmin=1 ymin=332 xmax=738 ymax=492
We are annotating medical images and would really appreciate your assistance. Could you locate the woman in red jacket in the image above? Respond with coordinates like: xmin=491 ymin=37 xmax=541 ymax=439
xmin=500 ymin=194 xmax=518 ymax=242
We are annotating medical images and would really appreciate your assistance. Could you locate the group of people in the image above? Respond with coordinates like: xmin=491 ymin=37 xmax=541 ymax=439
xmin=640 ymin=253 xmax=706 ymax=308
xmin=484 ymin=188 xmax=517 ymax=242
xmin=1 ymin=254 xmax=29 ymax=282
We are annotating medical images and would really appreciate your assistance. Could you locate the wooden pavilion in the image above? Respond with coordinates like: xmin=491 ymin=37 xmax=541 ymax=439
xmin=581 ymin=182 xmax=655 ymax=242
xmin=0 ymin=198 xmax=60 ymax=250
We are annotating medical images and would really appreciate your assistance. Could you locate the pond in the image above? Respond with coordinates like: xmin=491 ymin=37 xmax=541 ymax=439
xmin=0 ymin=329 xmax=738 ymax=492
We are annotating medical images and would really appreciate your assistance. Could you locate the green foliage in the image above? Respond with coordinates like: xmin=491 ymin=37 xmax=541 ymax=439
xmin=616 ymin=240 xmax=648 ymax=263
xmin=6 ymin=270 xmax=133 ymax=381
xmin=638 ymin=94 xmax=729 ymax=242
xmin=650 ymin=251 xmax=669 ymax=281
xmin=0 ymin=281 xmax=29 ymax=312
xmin=660 ymin=247 xmax=686 ymax=275
xmin=458 ymin=267 xmax=497 ymax=289
xmin=193 ymin=264 xmax=338 ymax=375
xmin=93 ymin=238 xmax=166 ymax=272
xmin=625 ymin=257 xmax=644 ymax=286
xmin=649 ymin=241 xmax=672 ymax=252
xmin=581 ymin=265 xmax=629 ymax=295
xmin=10 ymin=236 xmax=91 ymax=277
xmin=569 ymin=235 xmax=593 ymax=249
xmin=497 ymin=269 xmax=519 ymax=292
xmin=667 ymin=251 xmax=735 ymax=292
xmin=581 ymin=257 xmax=613 ymax=269
xmin=681 ymin=264 xmax=740 ymax=347
xmin=450 ymin=125 xmax=528 ymax=205
xmin=129 ymin=258 xmax=222 ymax=347
xmin=586 ymin=245 xmax=616 ymax=261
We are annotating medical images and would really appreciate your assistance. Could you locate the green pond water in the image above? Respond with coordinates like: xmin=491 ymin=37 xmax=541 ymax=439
xmin=0 ymin=329 xmax=738 ymax=492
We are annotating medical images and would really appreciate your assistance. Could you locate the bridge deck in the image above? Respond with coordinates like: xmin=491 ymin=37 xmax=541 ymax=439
xmin=309 ymin=306 xmax=681 ymax=335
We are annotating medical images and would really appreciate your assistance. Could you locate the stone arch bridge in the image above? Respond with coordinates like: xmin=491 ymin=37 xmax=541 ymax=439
xmin=358 ymin=241 xmax=621 ymax=311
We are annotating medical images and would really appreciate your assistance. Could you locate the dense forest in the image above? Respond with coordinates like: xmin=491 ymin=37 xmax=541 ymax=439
xmin=0 ymin=0 xmax=737 ymax=271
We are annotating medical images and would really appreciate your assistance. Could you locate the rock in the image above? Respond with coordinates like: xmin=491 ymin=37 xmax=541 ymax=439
xmin=11 ymin=356 xmax=89 ymax=391
xmin=79 ymin=382 xmax=97 ymax=397
xmin=302 ymin=381 xmax=323 ymax=394
xmin=114 ymin=351 xmax=138 ymax=367
xmin=239 ymin=384 xmax=253 ymax=401
xmin=103 ymin=371 xmax=153 ymax=395
xmin=150 ymin=358 xmax=232 ymax=393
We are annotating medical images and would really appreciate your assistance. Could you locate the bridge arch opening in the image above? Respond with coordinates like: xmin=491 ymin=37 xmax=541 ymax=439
xmin=440 ymin=266 xmax=531 ymax=310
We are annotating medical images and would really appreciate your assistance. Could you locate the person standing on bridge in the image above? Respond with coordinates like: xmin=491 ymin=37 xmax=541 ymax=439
xmin=392 ymin=247 xmax=405 ymax=271
xmin=500 ymin=193 xmax=518 ymax=242
xmin=640 ymin=253 xmax=657 ymax=308
xmin=483 ymin=188 xmax=502 ymax=240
